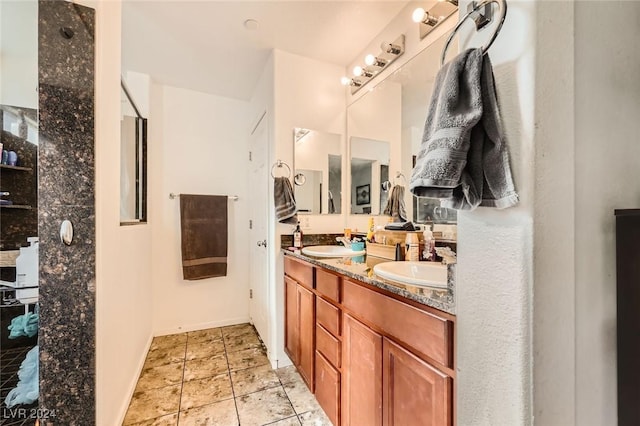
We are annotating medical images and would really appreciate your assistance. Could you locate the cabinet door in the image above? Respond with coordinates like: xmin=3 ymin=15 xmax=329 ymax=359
xmin=285 ymin=277 xmax=298 ymax=364
xmin=297 ymin=284 xmax=315 ymax=390
xmin=315 ymin=351 xmax=340 ymax=426
xmin=342 ymin=314 xmax=382 ymax=426
xmin=383 ymin=338 xmax=452 ymax=426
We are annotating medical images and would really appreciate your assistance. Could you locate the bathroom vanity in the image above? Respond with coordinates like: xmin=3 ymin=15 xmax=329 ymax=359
xmin=283 ymin=251 xmax=455 ymax=426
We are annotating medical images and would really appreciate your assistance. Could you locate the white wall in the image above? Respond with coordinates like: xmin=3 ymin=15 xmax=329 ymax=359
xmin=149 ymin=84 xmax=251 ymax=335
xmin=0 ymin=0 xmax=37 ymax=108
xmin=575 ymin=2 xmax=640 ymax=425
xmin=455 ymin=0 xmax=538 ymax=424
xmin=91 ymin=1 xmax=155 ymax=425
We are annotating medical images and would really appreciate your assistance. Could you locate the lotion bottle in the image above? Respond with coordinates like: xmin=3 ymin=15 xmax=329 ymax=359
xmin=293 ymin=221 xmax=303 ymax=248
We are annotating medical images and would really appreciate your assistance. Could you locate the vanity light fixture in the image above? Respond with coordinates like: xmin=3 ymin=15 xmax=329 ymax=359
xmin=413 ymin=1 xmax=458 ymax=40
xmin=342 ymin=34 xmax=405 ymax=94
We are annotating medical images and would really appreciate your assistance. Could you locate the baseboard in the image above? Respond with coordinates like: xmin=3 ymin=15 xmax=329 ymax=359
xmin=115 ymin=332 xmax=154 ymax=426
xmin=153 ymin=316 xmax=252 ymax=337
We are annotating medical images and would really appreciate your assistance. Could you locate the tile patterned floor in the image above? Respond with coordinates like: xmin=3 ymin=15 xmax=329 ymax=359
xmin=123 ymin=323 xmax=331 ymax=426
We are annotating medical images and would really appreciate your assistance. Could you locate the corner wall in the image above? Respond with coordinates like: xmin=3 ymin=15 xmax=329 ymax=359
xmin=91 ymin=1 xmax=156 ymax=425
xmin=455 ymin=1 xmax=538 ymax=424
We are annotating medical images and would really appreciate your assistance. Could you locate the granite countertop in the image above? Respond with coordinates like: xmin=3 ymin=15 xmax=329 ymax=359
xmin=282 ymin=249 xmax=456 ymax=315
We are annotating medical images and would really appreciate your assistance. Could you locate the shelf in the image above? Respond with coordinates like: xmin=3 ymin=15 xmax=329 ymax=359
xmin=0 ymin=205 xmax=32 ymax=210
xmin=0 ymin=164 xmax=32 ymax=172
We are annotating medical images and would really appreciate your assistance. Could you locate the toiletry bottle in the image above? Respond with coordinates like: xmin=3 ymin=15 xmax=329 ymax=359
xmin=395 ymin=243 xmax=403 ymax=261
xmin=423 ymin=230 xmax=435 ymax=261
xmin=405 ymin=232 xmax=419 ymax=261
xmin=366 ymin=217 xmax=375 ymax=242
xmin=293 ymin=221 xmax=303 ymax=248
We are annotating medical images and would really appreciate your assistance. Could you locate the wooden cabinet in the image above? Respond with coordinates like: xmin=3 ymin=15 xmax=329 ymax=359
xmin=342 ymin=280 xmax=454 ymax=426
xmin=383 ymin=338 xmax=452 ymax=426
xmin=284 ymin=257 xmax=315 ymax=390
xmin=342 ymin=313 xmax=383 ymax=426
xmin=284 ymin=254 xmax=455 ymax=426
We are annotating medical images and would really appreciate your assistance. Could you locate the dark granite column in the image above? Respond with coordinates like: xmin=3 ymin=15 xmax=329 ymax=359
xmin=38 ymin=2 xmax=96 ymax=424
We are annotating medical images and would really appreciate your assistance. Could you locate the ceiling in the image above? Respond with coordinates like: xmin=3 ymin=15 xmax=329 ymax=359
xmin=122 ymin=1 xmax=409 ymax=101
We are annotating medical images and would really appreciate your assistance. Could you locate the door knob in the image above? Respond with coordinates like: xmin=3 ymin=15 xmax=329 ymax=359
xmin=256 ymin=240 xmax=267 ymax=247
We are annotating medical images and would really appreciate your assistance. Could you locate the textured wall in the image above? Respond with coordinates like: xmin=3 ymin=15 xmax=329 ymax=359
xmin=38 ymin=1 xmax=96 ymax=424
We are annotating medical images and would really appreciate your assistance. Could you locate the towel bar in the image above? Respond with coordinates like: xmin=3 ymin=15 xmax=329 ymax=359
xmin=169 ymin=193 xmax=239 ymax=201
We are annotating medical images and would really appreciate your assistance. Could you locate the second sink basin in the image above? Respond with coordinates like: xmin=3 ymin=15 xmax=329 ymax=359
xmin=301 ymin=245 xmax=366 ymax=258
xmin=373 ymin=261 xmax=448 ymax=289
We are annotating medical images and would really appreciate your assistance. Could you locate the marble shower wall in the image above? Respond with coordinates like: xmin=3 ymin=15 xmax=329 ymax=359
xmin=38 ymin=2 xmax=96 ymax=424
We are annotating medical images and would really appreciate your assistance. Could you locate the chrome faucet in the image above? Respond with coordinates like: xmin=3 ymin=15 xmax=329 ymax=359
xmin=336 ymin=237 xmax=351 ymax=248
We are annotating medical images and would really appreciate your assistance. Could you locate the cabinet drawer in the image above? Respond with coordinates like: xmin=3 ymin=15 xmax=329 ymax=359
xmin=316 ymin=296 xmax=341 ymax=337
xmin=316 ymin=324 xmax=341 ymax=368
xmin=315 ymin=351 xmax=340 ymax=426
xmin=316 ymin=268 xmax=341 ymax=303
xmin=284 ymin=256 xmax=314 ymax=290
xmin=343 ymin=279 xmax=452 ymax=368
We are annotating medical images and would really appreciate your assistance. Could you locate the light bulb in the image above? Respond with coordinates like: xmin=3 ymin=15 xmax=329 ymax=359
xmin=365 ymin=54 xmax=386 ymax=68
xmin=365 ymin=54 xmax=376 ymax=66
xmin=353 ymin=66 xmax=363 ymax=77
xmin=340 ymin=76 xmax=351 ymax=86
xmin=412 ymin=7 xmax=426 ymax=23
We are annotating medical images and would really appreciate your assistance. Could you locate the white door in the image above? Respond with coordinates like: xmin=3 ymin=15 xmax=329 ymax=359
xmin=248 ymin=111 xmax=270 ymax=347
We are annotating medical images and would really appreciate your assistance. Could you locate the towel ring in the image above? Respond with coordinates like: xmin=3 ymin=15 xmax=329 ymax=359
xmin=440 ymin=0 xmax=507 ymax=66
xmin=271 ymin=160 xmax=291 ymax=179
xmin=393 ymin=172 xmax=407 ymax=186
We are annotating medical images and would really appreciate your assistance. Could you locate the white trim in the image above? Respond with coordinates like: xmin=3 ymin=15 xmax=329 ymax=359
xmin=115 ymin=333 xmax=153 ymax=426
xmin=153 ymin=316 xmax=252 ymax=337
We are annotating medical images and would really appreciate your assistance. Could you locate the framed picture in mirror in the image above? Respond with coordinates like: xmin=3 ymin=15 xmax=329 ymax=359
xmin=356 ymin=184 xmax=370 ymax=205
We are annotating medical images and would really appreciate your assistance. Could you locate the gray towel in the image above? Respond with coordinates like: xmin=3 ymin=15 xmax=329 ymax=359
xmin=409 ymin=48 xmax=519 ymax=210
xmin=274 ymin=177 xmax=298 ymax=224
xmin=383 ymin=185 xmax=407 ymax=222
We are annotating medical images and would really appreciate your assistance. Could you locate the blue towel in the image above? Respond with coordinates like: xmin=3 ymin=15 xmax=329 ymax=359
xmin=8 ymin=312 xmax=39 ymax=338
xmin=5 ymin=346 xmax=39 ymax=407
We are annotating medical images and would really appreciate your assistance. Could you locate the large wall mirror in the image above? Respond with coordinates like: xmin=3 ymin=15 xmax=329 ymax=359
xmin=293 ymin=128 xmax=342 ymax=215
xmin=347 ymin=32 xmax=457 ymax=224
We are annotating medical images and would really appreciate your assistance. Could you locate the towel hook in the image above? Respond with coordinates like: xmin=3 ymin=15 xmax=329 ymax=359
xmin=440 ymin=0 xmax=507 ymax=66
xmin=271 ymin=160 xmax=291 ymax=179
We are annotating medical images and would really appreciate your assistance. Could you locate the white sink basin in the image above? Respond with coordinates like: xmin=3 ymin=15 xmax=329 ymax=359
xmin=301 ymin=245 xmax=365 ymax=258
xmin=373 ymin=261 xmax=448 ymax=289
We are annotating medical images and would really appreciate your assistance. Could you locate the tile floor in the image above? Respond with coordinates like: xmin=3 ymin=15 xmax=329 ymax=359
xmin=123 ymin=323 xmax=331 ymax=426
